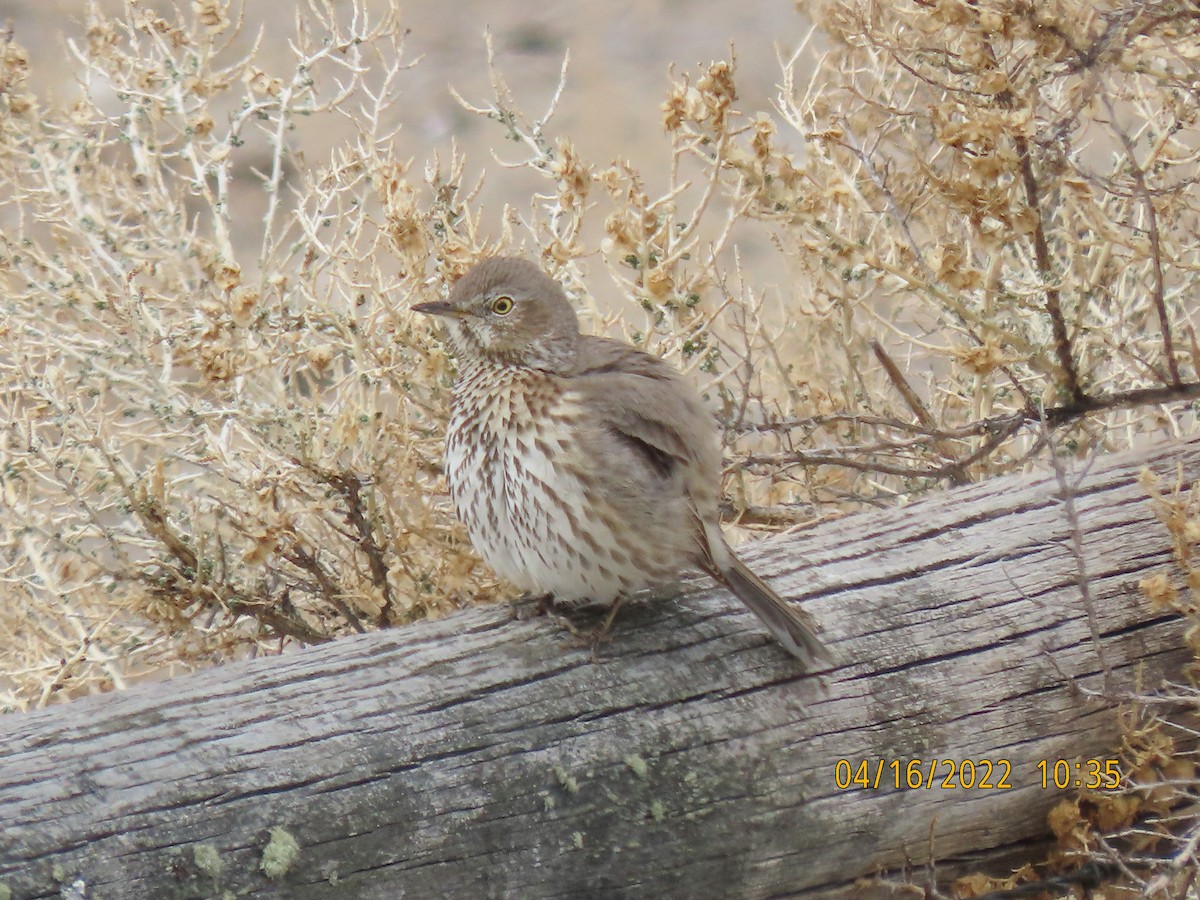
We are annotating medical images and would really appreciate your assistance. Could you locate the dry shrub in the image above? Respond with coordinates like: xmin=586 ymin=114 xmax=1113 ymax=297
xmin=791 ymin=3 xmax=1200 ymax=894
xmin=1 ymin=0 xmax=1198 ymax=715
xmin=0 ymin=1 xmax=478 ymax=707
xmin=971 ymin=471 xmax=1200 ymax=898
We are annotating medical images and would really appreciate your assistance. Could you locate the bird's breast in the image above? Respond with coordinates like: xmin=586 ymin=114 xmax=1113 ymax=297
xmin=445 ymin=365 xmax=675 ymax=601
xmin=445 ymin=367 xmax=574 ymax=579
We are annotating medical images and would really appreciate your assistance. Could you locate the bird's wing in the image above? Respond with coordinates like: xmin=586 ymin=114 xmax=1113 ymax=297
xmin=567 ymin=337 xmax=721 ymax=479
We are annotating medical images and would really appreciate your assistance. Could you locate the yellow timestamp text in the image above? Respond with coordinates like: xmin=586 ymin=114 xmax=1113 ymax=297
xmin=834 ymin=758 xmax=1124 ymax=791
xmin=834 ymin=758 xmax=1013 ymax=790
xmin=1037 ymin=758 xmax=1121 ymax=790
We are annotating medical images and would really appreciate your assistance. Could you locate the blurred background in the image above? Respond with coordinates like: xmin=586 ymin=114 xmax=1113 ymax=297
xmin=4 ymin=0 xmax=813 ymax=290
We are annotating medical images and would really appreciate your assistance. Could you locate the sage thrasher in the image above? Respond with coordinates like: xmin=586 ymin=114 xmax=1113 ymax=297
xmin=413 ymin=256 xmax=828 ymax=667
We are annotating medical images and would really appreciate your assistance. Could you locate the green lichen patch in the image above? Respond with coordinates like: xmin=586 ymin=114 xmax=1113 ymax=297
xmin=193 ymin=843 xmax=223 ymax=879
xmin=554 ymin=764 xmax=580 ymax=794
xmin=623 ymin=754 xmax=649 ymax=779
xmin=261 ymin=827 xmax=300 ymax=880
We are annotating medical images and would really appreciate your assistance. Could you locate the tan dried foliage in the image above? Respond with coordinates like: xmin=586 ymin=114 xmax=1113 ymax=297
xmin=1007 ymin=467 xmax=1200 ymax=894
xmin=1 ymin=0 xmax=1198 ymax=717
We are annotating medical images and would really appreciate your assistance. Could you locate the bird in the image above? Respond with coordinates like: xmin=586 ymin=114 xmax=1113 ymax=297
xmin=412 ymin=256 xmax=829 ymax=668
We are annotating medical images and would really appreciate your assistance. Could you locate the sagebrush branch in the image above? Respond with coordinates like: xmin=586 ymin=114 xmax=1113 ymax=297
xmin=728 ymin=381 xmax=1200 ymax=483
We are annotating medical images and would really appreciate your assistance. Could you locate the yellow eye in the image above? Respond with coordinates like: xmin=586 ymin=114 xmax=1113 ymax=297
xmin=490 ymin=295 xmax=514 ymax=315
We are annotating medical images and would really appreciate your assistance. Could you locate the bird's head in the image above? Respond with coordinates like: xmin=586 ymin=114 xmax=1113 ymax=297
xmin=412 ymin=257 xmax=581 ymax=371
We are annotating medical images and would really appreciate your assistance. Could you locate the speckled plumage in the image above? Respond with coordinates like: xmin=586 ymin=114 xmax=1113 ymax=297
xmin=413 ymin=257 xmax=828 ymax=667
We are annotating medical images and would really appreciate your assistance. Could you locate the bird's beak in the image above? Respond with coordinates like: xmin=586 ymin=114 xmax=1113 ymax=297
xmin=411 ymin=300 xmax=462 ymax=318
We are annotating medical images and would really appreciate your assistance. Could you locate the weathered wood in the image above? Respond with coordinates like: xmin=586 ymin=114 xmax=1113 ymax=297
xmin=1 ymin=438 xmax=1196 ymax=899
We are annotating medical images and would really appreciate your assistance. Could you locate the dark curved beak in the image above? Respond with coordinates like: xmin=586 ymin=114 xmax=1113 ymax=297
xmin=411 ymin=300 xmax=459 ymax=318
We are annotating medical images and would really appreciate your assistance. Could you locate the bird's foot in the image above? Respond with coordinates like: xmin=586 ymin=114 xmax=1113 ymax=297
xmin=509 ymin=591 xmax=556 ymax=621
xmin=559 ymin=597 xmax=623 ymax=660
xmin=511 ymin=594 xmax=625 ymax=659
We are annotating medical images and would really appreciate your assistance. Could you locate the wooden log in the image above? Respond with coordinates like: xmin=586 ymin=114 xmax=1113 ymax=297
xmin=1 ymin=438 xmax=1196 ymax=899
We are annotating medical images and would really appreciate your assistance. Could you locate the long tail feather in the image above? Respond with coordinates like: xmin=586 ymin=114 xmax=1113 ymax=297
xmin=705 ymin=551 xmax=830 ymax=669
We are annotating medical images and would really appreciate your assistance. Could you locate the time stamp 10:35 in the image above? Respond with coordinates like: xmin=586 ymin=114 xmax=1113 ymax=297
xmin=834 ymin=758 xmax=1123 ymax=791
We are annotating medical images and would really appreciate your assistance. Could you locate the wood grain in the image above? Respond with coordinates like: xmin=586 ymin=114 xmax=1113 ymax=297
xmin=1 ymin=438 xmax=1196 ymax=899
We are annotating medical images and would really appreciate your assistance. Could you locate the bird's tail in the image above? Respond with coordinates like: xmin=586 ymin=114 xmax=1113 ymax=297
xmin=705 ymin=549 xmax=831 ymax=670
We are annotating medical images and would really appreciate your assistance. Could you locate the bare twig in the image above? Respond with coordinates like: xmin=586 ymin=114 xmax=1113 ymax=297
xmin=870 ymin=339 xmax=969 ymax=486
xmin=1013 ymin=134 xmax=1086 ymax=404
xmin=1040 ymin=419 xmax=1113 ymax=693
xmin=1100 ymin=90 xmax=1182 ymax=388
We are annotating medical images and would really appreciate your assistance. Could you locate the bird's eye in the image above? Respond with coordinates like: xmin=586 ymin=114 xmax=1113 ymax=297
xmin=490 ymin=295 xmax=514 ymax=315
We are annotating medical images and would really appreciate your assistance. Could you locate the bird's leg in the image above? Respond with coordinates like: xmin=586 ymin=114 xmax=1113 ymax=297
xmin=599 ymin=595 xmax=624 ymax=637
xmin=576 ymin=597 xmax=625 ymax=660
xmin=534 ymin=596 xmax=624 ymax=658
